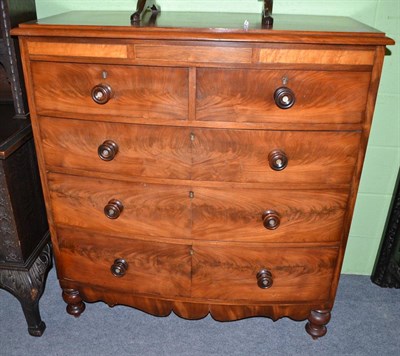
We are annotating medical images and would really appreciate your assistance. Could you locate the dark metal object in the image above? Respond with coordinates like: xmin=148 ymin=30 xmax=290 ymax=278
xmin=98 ymin=140 xmax=119 ymax=161
xmin=111 ymin=259 xmax=129 ymax=277
xmin=262 ymin=210 xmax=280 ymax=230
xmin=104 ymin=199 xmax=124 ymax=219
xmin=371 ymin=167 xmax=400 ymax=288
xmin=268 ymin=149 xmax=288 ymax=171
xmin=0 ymin=0 xmax=51 ymax=337
xmin=256 ymin=268 xmax=273 ymax=289
xmin=262 ymin=0 xmax=274 ymax=29
xmin=131 ymin=0 xmax=161 ymax=24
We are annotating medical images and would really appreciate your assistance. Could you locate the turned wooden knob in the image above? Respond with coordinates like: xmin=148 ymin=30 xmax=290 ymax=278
xmin=91 ymin=83 xmax=113 ymax=104
xmin=274 ymin=87 xmax=295 ymax=109
xmin=111 ymin=259 xmax=128 ymax=277
xmin=268 ymin=149 xmax=288 ymax=171
xmin=262 ymin=210 xmax=280 ymax=230
xmin=257 ymin=269 xmax=273 ymax=289
xmin=104 ymin=199 xmax=124 ymax=219
xmin=98 ymin=140 xmax=119 ymax=161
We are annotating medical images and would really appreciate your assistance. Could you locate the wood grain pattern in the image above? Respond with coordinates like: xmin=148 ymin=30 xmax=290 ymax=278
xmin=47 ymin=170 xmax=348 ymax=243
xmin=12 ymin=10 xmax=393 ymax=335
xmin=56 ymin=227 xmax=192 ymax=298
xmin=258 ymin=48 xmax=375 ymax=65
xmin=39 ymin=117 xmax=360 ymax=186
xmin=135 ymin=44 xmax=252 ymax=63
xmin=191 ymin=128 xmax=361 ymax=185
xmin=31 ymin=61 xmax=189 ymax=120
xmin=27 ymin=41 xmax=128 ymax=58
xmin=47 ymin=173 xmax=191 ymax=239
xmin=197 ymin=68 xmax=371 ymax=123
xmin=39 ymin=117 xmax=192 ymax=180
xmin=73 ymin=283 xmax=329 ymax=321
xmin=191 ymin=187 xmax=348 ymax=243
xmin=191 ymin=243 xmax=338 ymax=302
xmin=12 ymin=12 xmax=395 ymax=46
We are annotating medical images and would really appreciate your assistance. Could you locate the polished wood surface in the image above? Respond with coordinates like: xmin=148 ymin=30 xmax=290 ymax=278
xmin=39 ymin=117 xmax=360 ymax=186
xmin=191 ymin=243 xmax=338 ymax=302
xmin=48 ymin=173 xmax=191 ymax=239
xmin=197 ymin=68 xmax=371 ymax=124
xmin=13 ymin=11 xmax=394 ymax=46
xmin=57 ymin=227 xmax=192 ymax=298
xmin=13 ymin=10 xmax=393 ymax=339
xmin=31 ymin=62 xmax=188 ymax=120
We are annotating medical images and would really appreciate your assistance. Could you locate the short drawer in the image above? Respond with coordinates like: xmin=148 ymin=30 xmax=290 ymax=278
xmin=191 ymin=243 xmax=338 ymax=302
xmin=196 ymin=68 xmax=371 ymax=124
xmin=39 ymin=117 xmax=192 ymax=180
xmin=191 ymin=186 xmax=349 ymax=243
xmin=31 ymin=61 xmax=189 ymax=120
xmin=56 ymin=227 xmax=192 ymax=298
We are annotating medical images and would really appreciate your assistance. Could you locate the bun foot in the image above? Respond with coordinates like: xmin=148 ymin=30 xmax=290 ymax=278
xmin=305 ymin=309 xmax=331 ymax=340
xmin=62 ymin=288 xmax=86 ymax=317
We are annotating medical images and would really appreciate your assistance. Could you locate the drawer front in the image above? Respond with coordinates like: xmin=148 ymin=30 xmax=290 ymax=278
xmin=192 ymin=187 xmax=348 ymax=243
xmin=48 ymin=173 xmax=191 ymax=238
xmin=40 ymin=117 xmax=192 ymax=179
xmin=196 ymin=68 xmax=371 ymax=124
xmin=192 ymin=128 xmax=360 ymax=185
xmin=56 ymin=227 xmax=192 ymax=298
xmin=48 ymin=173 xmax=348 ymax=243
xmin=40 ymin=117 xmax=360 ymax=186
xmin=31 ymin=62 xmax=189 ymax=120
xmin=192 ymin=244 xmax=338 ymax=302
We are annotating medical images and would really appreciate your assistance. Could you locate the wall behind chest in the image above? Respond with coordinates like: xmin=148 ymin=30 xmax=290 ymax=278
xmin=33 ymin=0 xmax=400 ymax=275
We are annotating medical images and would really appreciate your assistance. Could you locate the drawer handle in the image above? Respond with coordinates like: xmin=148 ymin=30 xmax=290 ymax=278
xmin=104 ymin=199 xmax=124 ymax=219
xmin=91 ymin=84 xmax=113 ymax=104
xmin=274 ymin=87 xmax=295 ymax=109
xmin=262 ymin=210 xmax=280 ymax=230
xmin=111 ymin=258 xmax=128 ymax=277
xmin=98 ymin=140 xmax=119 ymax=161
xmin=257 ymin=269 xmax=273 ymax=289
xmin=268 ymin=149 xmax=288 ymax=171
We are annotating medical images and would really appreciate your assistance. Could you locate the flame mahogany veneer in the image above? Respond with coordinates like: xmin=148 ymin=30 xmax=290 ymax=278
xmin=12 ymin=10 xmax=394 ymax=339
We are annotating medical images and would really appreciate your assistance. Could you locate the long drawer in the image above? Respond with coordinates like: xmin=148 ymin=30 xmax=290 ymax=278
xmin=56 ymin=227 xmax=337 ymax=303
xmin=39 ymin=117 xmax=360 ymax=186
xmin=48 ymin=173 xmax=348 ymax=243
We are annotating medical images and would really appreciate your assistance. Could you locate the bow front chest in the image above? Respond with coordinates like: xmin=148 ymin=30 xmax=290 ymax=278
xmin=12 ymin=10 xmax=394 ymax=338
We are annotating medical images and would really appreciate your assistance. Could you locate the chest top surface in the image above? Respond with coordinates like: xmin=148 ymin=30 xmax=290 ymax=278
xmin=13 ymin=10 xmax=394 ymax=45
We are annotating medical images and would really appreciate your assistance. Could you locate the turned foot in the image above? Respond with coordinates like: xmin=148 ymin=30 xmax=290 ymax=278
xmin=62 ymin=288 xmax=86 ymax=317
xmin=305 ymin=309 xmax=331 ymax=339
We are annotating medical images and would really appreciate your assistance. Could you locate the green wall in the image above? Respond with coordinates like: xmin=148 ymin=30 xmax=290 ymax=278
xmin=34 ymin=0 xmax=400 ymax=275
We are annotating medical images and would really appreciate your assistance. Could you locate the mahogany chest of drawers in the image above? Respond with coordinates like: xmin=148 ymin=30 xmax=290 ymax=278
xmin=12 ymin=9 xmax=393 ymax=338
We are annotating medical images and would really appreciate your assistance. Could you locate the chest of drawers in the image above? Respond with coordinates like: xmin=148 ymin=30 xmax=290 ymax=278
xmin=12 ymin=9 xmax=393 ymax=338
